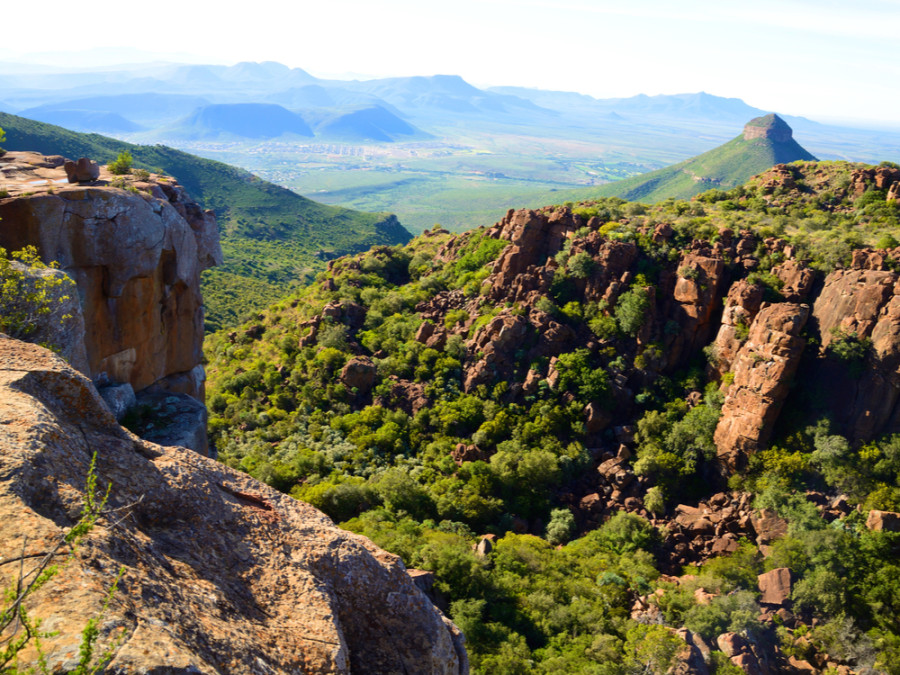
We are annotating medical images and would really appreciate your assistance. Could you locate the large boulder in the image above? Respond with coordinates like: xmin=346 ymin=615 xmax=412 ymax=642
xmin=340 ymin=356 xmax=377 ymax=394
xmin=758 ymin=568 xmax=793 ymax=606
xmin=0 ymin=337 xmax=467 ymax=674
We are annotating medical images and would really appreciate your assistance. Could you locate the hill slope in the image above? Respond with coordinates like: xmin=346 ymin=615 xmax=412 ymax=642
xmin=593 ymin=114 xmax=817 ymax=202
xmin=205 ymin=161 xmax=900 ymax=673
xmin=166 ymin=103 xmax=315 ymax=140
xmin=0 ymin=112 xmax=411 ymax=330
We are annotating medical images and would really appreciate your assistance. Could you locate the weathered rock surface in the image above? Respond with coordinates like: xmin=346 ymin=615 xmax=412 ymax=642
xmin=758 ymin=568 xmax=793 ymax=606
xmin=0 ymin=336 xmax=467 ymax=674
xmin=808 ymin=257 xmax=900 ymax=442
xmin=715 ymin=303 xmax=809 ymax=472
xmin=0 ymin=151 xmax=222 ymax=402
xmin=866 ymin=509 xmax=900 ymax=532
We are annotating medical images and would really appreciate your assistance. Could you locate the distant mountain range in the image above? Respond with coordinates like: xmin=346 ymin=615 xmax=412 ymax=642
xmin=1 ymin=60 xmax=898 ymax=161
xmin=591 ymin=114 xmax=817 ymax=202
xmin=0 ymin=111 xmax=411 ymax=329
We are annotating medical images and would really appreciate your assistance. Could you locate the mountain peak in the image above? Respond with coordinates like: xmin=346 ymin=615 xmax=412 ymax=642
xmin=743 ymin=113 xmax=793 ymax=142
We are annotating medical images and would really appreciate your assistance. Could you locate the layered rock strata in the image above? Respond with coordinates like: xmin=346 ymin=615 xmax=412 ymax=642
xmin=0 ymin=336 xmax=467 ymax=674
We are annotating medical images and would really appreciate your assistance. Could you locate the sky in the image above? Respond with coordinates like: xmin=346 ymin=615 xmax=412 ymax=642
xmin=2 ymin=0 xmax=898 ymax=125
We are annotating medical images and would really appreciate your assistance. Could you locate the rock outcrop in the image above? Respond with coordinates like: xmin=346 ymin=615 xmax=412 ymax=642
xmin=0 ymin=151 xmax=222 ymax=402
xmin=0 ymin=336 xmax=467 ymax=674
xmin=743 ymin=113 xmax=794 ymax=143
xmin=714 ymin=303 xmax=809 ymax=472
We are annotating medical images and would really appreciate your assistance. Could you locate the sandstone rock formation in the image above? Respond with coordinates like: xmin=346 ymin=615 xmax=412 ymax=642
xmin=715 ymin=303 xmax=809 ymax=472
xmin=0 ymin=151 xmax=222 ymax=402
xmin=0 ymin=336 xmax=467 ymax=674
xmin=64 ymin=156 xmax=101 ymax=183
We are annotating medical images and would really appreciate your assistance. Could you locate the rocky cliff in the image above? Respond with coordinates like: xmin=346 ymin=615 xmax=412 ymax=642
xmin=0 ymin=151 xmax=221 ymax=402
xmin=0 ymin=335 xmax=467 ymax=674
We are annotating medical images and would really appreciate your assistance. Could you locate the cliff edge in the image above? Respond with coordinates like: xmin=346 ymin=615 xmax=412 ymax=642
xmin=0 ymin=151 xmax=222 ymax=401
xmin=0 ymin=335 xmax=467 ymax=674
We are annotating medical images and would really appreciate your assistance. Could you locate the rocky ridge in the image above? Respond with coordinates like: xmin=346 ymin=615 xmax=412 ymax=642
xmin=288 ymin=186 xmax=900 ymax=538
xmin=0 ymin=335 xmax=467 ymax=674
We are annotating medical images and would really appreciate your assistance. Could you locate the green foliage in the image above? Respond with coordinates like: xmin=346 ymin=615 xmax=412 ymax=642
xmin=107 ymin=150 xmax=133 ymax=175
xmin=545 ymin=508 xmax=576 ymax=545
xmin=566 ymin=251 xmax=595 ymax=279
xmin=0 ymin=246 xmax=75 ymax=347
xmin=614 ymin=286 xmax=650 ymax=337
xmin=201 ymin=158 xmax=900 ymax=671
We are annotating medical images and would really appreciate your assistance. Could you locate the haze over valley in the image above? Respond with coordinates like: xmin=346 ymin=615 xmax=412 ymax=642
xmin=3 ymin=60 xmax=899 ymax=232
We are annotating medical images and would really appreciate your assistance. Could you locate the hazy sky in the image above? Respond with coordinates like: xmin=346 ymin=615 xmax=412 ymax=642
xmin=2 ymin=0 xmax=898 ymax=124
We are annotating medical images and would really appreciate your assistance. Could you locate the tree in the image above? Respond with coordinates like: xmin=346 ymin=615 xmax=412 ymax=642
xmin=545 ymin=508 xmax=575 ymax=545
xmin=615 ymin=286 xmax=650 ymax=337
xmin=107 ymin=150 xmax=133 ymax=175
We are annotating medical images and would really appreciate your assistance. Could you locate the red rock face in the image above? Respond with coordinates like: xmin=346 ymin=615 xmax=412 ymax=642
xmin=808 ymin=255 xmax=900 ymax=441
xmin=0 ymin=154 xmax=221 ymax=401
xmin=714 ymin=303 xmax=809 ymax=472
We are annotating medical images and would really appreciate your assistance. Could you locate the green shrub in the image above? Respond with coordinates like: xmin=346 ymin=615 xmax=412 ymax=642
xmin=0 ymin=245 xmax=75 ymax=344
xmin=545 ymin=507 xmax=576 ymax=545
xmin=567 ymin=251 xmax=595 ymax=279
xmin=107 ymin=150 xmax=133 ymax=175
xmin=615 ymin=286 xmax=651 ymax=336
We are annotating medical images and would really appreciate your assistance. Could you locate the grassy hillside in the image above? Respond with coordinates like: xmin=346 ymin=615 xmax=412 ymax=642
xmin=590 ymin=115 xmax=817 ymax=203
xmin=0 ymin=112 xmax=411 ymax=330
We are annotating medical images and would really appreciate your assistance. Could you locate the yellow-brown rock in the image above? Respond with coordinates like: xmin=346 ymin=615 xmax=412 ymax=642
xmin=0 ymin=336 xmax=467 ymax=674
xmin=0 ymin=151 xmax=222 ymax=400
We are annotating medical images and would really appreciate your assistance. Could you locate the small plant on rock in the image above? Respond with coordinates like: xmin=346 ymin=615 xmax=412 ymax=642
xmin=107 ymin=151 xmax=133 ymax=176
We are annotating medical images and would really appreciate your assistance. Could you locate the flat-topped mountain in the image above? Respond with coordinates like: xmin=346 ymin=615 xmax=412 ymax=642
xmin=592 ymin=114 xmax=817 ymax=202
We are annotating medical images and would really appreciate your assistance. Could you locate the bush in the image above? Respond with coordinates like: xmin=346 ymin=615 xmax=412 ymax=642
xmin=567 ymin=251 xmax=595 ymax=279
xmin=545 ymin=507 xmax=575 ymax=545
xmin=615 ymin=286 xmax=651 ymax=336
xmin=108 ymin=150 xmax=133 ymax=175
xmin=0 ymin=245 xmax=76 ymax=344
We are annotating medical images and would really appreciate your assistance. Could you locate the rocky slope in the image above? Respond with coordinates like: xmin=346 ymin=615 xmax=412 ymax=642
xmin=0 ymin=150 xmax=223 ymax=454
xmin=0 ymin=335 xmax=467 ymax=674
xmin=205 ymin=160 xmax=900 ymax=673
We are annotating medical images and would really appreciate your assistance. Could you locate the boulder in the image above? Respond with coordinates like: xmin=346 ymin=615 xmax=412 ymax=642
xmin=63 ymin=157 xmax=100 ymax=183
xmin=866 ymin=509 xmax=900 ymax=532
xmin=751 ymin=509 xmax=789 ymax=546
xmin=97 ymin=381 xmax=136 ymax=421
xmin=340 ymin=356 xmax=377 ymax=394
xmin=758 ymin=567 xmax=793 ymax=606
xmin=132 ymin=390 xmax=211 ymax=457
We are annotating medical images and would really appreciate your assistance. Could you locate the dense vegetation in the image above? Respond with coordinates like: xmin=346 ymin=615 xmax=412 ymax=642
xmin=0 ymin=112 xmax=410 ymax=331
xmin=204 ymin=160 xmax=900 ymax=672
